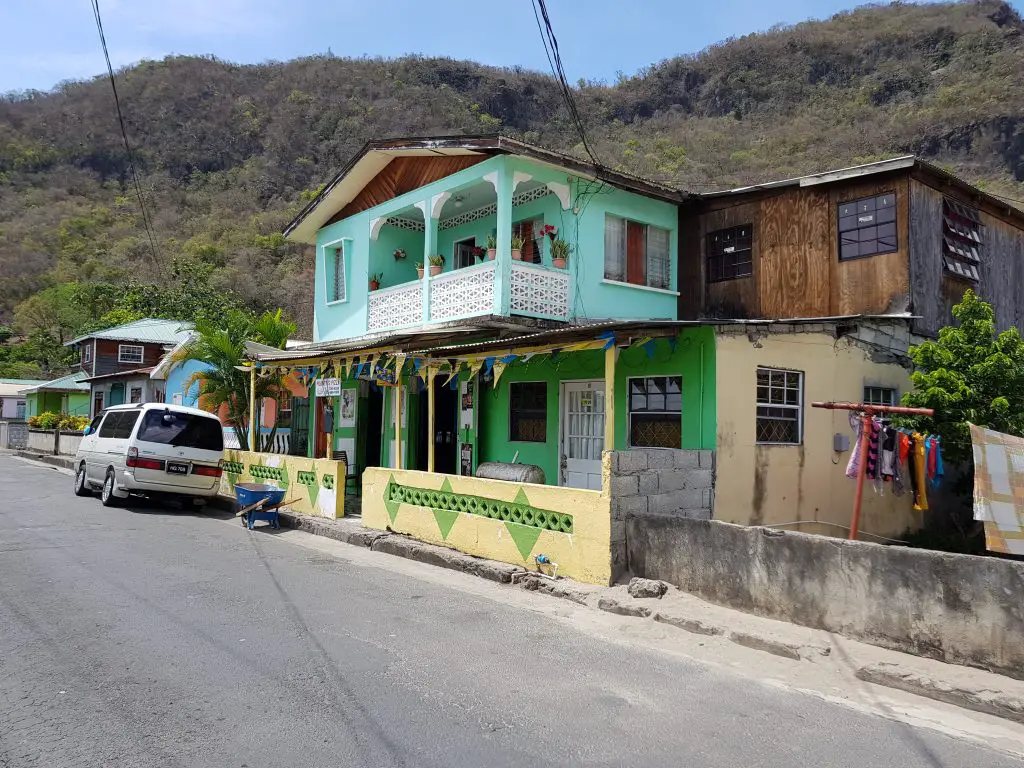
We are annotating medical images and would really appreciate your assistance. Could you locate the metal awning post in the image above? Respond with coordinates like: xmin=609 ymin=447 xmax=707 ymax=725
xmin=811 ymin=401 xmax=934 ymax=541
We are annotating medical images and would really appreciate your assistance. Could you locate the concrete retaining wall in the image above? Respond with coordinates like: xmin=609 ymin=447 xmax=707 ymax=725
xmin=0 ymin=420 xmax=28 ymax=450
xmin=219 ymin=449 xmax=346 ymax=519
xmin=626 ymin=515 xmax=1024 ymax=678
xmin=26 ymin=429 xmax=58 ymax=454
xmin=608 ymin=449 xmax=714 ymax=579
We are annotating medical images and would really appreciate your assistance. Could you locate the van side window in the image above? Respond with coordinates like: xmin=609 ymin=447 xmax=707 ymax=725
xmin=112 ymin=411 xmax=140 ymax=439
xmin=98 ymin=412 xmax=120 ymax=438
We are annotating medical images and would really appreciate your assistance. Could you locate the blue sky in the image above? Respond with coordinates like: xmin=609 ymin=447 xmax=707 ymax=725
xmin=1 ymin=0 xmax=1022 ymax=93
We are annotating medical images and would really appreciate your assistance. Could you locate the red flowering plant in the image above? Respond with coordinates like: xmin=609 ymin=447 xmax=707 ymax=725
xmin=541 ymin=224 xmax=558 ymax=240
xmin=471 ymin=245 xmax=486 ymax=260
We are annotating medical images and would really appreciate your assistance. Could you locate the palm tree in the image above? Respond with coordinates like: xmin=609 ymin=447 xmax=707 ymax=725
xmin=170 ymin=310 xmax=296 ymax=451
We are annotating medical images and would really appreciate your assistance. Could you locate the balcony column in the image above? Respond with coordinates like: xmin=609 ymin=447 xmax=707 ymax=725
xmin=489 ymin=163 xmax=513 ymax=316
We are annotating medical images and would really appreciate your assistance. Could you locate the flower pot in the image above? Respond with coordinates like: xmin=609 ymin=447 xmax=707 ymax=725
xmin=512 ymin=249 xmax=522 ymax=261
xmin=487 ymin=249 xmax=496 ymax=260
xmin=552 ymin=257 xmax=567 ymax=269
xmin=429 ymin=265 xmax=443 ymax=277
xmin=416 ymin=267 xmax=424 ymax=279
xmin=369 ymin=281 xmax=380 ymax=291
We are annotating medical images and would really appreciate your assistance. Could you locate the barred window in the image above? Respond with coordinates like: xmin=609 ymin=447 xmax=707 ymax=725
xmin=942 ymin=198 xmax=982 ymax=282
xmin=863 ymin=386 xmax=896 ymax=407
xmin=628 ymin=376 xmax=682 ymax=449
xmin=838 ymin=193 xmax=897 ymax=260
xmin=707 ymin=225 xmax=753 ymax=282
xmin=756 ymin=368 xmax=803 ymax=445
xmin=509 ymin=382 xmax=547 ymax=442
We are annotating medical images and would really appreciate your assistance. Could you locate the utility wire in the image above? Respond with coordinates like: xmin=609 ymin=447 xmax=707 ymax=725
xmin=89 ymin=0 xmax=160 ymax=271
xmin=530 ymin=0 xmax=601 ymax=167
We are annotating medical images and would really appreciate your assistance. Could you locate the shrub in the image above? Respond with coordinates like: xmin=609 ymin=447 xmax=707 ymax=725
xmin=58 ymin=415 xmax=90 ymax=431
xmin=27 ymin=411 xmax=61 ymax=429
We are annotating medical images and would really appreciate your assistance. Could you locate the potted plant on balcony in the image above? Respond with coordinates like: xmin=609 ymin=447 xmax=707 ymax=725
xmin=486 ymin=235 xmax=496 ymax=260
xmin=393 ymin=248 xmax=407 ymax=261
xmin=369 ymin=273 xmax=383 ymax=291
xmin=511 ymin=235 xmax=524 ymax=261
xmin=471 ymin=245 xmax=486 ymax=262
xmin=415 ymin=261 xmax=424 ymax=279
xmin=428 ymin=255 xmax=445 ymax=277
xmin=550 ymin=238 xmax=571 ymax=269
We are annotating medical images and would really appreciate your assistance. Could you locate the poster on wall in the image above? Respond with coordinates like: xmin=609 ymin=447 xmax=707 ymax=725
xmin=460 ymin=443 xmax=473 ymax=477
xmin=339 ymin=388 xmax=356 ymax=427
xmin=315 ymin=378 xmax=341 ymax=397
xmin=460 ymin=381 xmax=474 ymax=430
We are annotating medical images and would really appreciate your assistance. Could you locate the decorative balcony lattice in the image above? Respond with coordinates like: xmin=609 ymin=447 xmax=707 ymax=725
xmin=509 ymin=263 xmax=570 ymax=320
xmin=367 ymin=281 xmax=424 ymax=332
xmin=430 ymin=264 xmax=496 ymax=321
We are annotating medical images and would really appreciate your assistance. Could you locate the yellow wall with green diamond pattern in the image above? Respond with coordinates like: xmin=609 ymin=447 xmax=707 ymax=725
xmin=218 ymin=450 xmax=346 ymax=519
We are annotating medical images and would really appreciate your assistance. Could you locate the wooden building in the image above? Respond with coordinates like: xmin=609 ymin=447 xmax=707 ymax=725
xmin=680 ymin=156 xmax=1024 ymax=337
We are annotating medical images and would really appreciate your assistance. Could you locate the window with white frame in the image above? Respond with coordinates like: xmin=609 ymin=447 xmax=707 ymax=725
xmin=863 ymin=386 xmax=896 ymax=406
xmin=329 ymin=244 xmax=346 ymax=303
xmin=756 ymin=367 xmax=803 ymax=444
xmin=118 ymin=344 xmax=144 ymax=364
xmin=628 ymin=376 xmax=682 ymax=448
xmin=604 ymin=215 xmax=672 ymax=290
xmin=83 ymin=343 xmax=92 ymax=364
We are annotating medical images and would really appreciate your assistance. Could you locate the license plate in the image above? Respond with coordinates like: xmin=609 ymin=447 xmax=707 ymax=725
xmin=167 ymin=462 xmax=190 ymax=475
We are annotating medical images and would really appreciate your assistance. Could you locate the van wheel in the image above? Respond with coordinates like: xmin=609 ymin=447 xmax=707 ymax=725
xmin=73 ymin=464 xmax=91 ymax=497
xmin=101 ymin=471 xmax=119 ymax=507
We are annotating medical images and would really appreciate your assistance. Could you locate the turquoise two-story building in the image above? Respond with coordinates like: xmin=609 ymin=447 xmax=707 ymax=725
xmin=260 ymin=135 xmax=714 ymax=492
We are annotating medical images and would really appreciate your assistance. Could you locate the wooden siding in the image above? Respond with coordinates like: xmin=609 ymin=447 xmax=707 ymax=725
xmin=909 ymin=179 xmax=1024 ymax=336
xmin=828 ymin=176 xmax=910 ymax=317
xmin=332 ymin=155 xmax=487 ymax=222
xmin=93 ymin=340 xmax=167 ymax=377
xmin=696 ymin=173 xmax=911 ymax=320
xmin=677 ymin=205 xmax=702 ymax=319
xmin=699 ymin=201 xmax=760 ymax=318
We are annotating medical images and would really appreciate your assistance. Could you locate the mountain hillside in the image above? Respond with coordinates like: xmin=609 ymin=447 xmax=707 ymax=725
xmin=1 ymin=0 xmax=1022 ymax=341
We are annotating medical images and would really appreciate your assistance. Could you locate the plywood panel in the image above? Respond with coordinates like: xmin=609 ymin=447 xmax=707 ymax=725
xmin=758 ymin=189 xmax=830 ymax=318
xmin=829 ymin=176 xmax=910 ymax=317
xmin=334 ymin=155 xmax=486 ymax=221
xmin=700 ymin=201 xmax=760 ymax=318
xmin=908 ymin=180 xmax=944 ymax=337
xmin=979 ymin=210 xmax=1024 ymax=333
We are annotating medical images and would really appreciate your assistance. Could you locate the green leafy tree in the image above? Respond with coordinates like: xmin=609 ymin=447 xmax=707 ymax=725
xmin=169 ymin=309 xmax=295 ymax=451
xmin=900 ymin=290 xmax=1024 ymax=551
xmin=902 ymin=290 xmax=1024 ymax=467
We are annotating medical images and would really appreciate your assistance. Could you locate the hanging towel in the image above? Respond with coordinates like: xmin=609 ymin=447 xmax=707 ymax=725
xmin=930 ymin=436 xmax=945 ymax=487
xmin=911 ymin=432 xmax=929 ymax=511
xmin=846 ymin=412 xmax=865 ymax=479
xmin=898 ymin=430 xmax=911 ymax=466
xmin=881 ymin=426 xmax=897 ymax=480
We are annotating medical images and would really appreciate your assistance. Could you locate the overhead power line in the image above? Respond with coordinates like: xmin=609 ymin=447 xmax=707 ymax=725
xmin=89 ymin=0 xmax=160 ymax=270
xmin=530 ymin=0 xmax=601 ymax=168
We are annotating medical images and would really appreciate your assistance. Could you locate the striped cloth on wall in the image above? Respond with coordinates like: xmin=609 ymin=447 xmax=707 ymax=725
xmin=971 ymin=424 xmax=1024 ymax=555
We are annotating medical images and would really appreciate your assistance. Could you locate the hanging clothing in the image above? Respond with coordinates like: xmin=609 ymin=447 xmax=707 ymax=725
xmin=866 ymin=418 xmax=882 ymax=480
xmin=910 ymin=432 xmax=929 ymax=511
xmin=931 ymin=437 xmax=945 ymax=487
xmin=846 ymin=412 xmax=865 ymax=479
xmin=880 ymin=426 xmax=897 ymax=480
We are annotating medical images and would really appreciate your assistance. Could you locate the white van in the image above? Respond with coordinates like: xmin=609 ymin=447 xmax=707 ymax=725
xmin=73 ymin=403 xmax=225 ymax=507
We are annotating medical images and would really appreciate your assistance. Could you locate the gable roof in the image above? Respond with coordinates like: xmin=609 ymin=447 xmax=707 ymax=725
xmin=66 ymin=318 xmax=194 ymax=347
xmin=284 ymin=135 xmax=688 ymax=244
xmin=82 ymin=367 xmax=156 ymax=383
xmin=0 ymin=379 xmax=45 ymax=398
xmin=18 ymin=370 xmax=91 ymax=395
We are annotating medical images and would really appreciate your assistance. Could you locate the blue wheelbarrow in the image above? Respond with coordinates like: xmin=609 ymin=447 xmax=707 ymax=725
xmin=235 ymin=483 xmax=289 ymax=530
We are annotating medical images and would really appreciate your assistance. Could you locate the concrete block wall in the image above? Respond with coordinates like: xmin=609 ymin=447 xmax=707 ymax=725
xmin=608 ymin=449 xmax=715 ymax=578
xmin=626 ymin=515 xmax=1024 ymax=678
xmin=0 ymin=420 xmax=28 ymax=450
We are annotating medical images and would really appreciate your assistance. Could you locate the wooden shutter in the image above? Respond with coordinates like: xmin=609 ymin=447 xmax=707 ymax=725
xmin=626 ymin=221 xmax=646 ymax=286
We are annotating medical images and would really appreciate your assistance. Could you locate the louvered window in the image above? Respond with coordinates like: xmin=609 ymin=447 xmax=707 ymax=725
xmin=942 ymin=199 xmax=982 ymax=282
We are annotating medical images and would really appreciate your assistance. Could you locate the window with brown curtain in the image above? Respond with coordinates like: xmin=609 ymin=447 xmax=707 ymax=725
xmin=604 ymin=215 xmax=672 ymax=290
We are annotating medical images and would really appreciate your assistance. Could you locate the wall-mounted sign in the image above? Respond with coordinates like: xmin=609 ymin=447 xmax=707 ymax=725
xmin=461 ymin=443 xmax=473 ymax=477
xmin=314 ymin=378 xmax=341 ymax=397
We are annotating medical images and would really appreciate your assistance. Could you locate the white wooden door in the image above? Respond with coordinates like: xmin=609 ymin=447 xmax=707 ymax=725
xmin=560 ymin=380 xmax=605 ymax=490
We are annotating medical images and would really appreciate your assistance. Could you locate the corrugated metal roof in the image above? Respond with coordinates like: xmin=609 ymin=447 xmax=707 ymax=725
xmin=82 ymin=367 xmax=155 ymax=383
xmin=0 ymin=380 xmax=45 ymax=397
xmin=65 ymin=318 xmax=194 ymax=347
xmin=18 ymin=370 xmax=91 ymax=394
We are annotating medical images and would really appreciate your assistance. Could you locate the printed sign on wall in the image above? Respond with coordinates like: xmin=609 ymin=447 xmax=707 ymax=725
xmin=315 ymin=378 xmax=341 ymax=398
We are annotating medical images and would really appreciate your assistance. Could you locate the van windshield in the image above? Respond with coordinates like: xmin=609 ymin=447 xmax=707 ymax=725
xmin=136 ymin=410 xmax=224 ymax=451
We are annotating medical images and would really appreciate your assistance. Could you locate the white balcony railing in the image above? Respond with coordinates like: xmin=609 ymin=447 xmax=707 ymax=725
xmin=364 ymin=261 xmax=571 ymax=333
xmin=367 ymin=281 xmax=424 ymax=333
xmin=430 ymin=262 xmax=497 ymax=323
xmin=510 ymin=263 xmax=571 ymax=320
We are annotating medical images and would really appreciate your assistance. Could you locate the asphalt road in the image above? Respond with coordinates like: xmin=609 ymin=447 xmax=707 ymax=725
xmin=1 ymin=454 xmax=1020 ymax=768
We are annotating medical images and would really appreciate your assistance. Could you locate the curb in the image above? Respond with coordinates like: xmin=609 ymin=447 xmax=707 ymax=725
xmin=14 ymin=451 xmax=76 ymax=471
xmin=856 ymin=662 xmax=1024 ymax=726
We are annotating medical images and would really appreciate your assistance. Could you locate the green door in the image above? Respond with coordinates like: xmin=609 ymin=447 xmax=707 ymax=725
xmin=109 ymin=383 xmax=125 ymax=407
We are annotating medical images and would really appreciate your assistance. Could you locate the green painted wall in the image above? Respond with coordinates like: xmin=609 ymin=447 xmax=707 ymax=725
xmin=372 ymin=225 xmax=423 ymax=290
xmin=26 ymin=391 xmax=89 ymax=417
xmin=477 ymin=328 xmax=716 ymax=485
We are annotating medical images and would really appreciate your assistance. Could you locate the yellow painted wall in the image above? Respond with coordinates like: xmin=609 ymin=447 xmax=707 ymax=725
xmin=219 ymin=450 xmax=346 ymax=519
xmin=363 ymin=462 xmax=613 ymax=585
xmin=714 ymin=330 xmax=918 ymax=540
